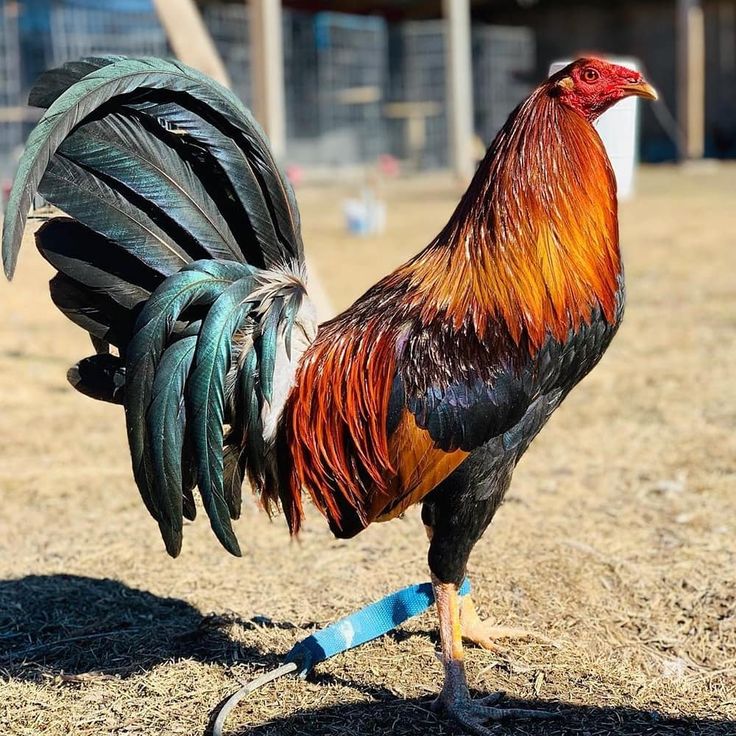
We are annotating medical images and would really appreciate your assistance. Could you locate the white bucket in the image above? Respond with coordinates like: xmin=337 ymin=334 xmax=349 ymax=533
xmin=343 ymin=190 xmax=387 ymax=236
xmin=550 ymin=58 xmax=642 ymax=200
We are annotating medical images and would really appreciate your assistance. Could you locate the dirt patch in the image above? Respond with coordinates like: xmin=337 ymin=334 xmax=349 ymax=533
xmin=0 ymin=165 xmax=734 ymax=735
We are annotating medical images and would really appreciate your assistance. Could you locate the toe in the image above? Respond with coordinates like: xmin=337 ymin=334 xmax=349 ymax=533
xmin=466 ymin=639 xmax=496 ymax=652
xmin=452 ymin=710 xmax=497 ymax=736
xmin=478 ymin=692 xmax=504 ymax=706
xmin=466 ymin=635 xmax=506 ymax=653
xmin=463 ymin=623 xmax=556 ymax=651
xmin=436 ymin=693 xmax=559 ymax=734
xmin=468 ymin=703 xmax=559 ymax=722
xmin=482 ymin=625 xmax=557 ymax=646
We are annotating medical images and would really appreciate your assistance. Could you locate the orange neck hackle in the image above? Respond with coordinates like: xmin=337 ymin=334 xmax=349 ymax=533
xmin=395 ymin=83 xmax=621 ymax=351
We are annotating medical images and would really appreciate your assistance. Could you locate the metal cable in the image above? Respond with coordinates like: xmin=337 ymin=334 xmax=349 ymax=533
xmin=212 ymin=661 xmax=299 ymax=736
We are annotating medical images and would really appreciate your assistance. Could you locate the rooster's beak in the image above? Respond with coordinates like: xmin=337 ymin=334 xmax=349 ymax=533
xmin=623 ymin=80 xmax=658 ymax=101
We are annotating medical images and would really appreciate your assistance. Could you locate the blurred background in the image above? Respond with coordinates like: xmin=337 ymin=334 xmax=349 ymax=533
xmin=0 ymin=0 xmax=734 ymax=191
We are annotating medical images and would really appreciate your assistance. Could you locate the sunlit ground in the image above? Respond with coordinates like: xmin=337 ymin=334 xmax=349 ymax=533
xmin=0 ymin=164 xmax=734 ymax=735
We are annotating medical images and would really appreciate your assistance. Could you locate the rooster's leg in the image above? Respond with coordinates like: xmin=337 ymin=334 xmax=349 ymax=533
xmin=424 ymin=525 xmax=543 ymax=652
xmin=432 ymin=577 xmax=555 ymax=733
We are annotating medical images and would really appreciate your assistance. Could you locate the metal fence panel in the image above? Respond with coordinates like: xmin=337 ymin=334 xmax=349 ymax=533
xmin=472 ymin=25 xmax=535 ymax=146
xmin=49 ymin=6 xmax=168 ymax=66
xmin=1 ymin=2 xmax=536 ymax=176
xmin=0 ymin=2 xmax=23 ymax=182
xmin=284 ymin=11 xmax=388 ymax=167
xmin=388 ymin=20 xmax=448 ymax=169
xmin=202 ymin=2 xmax=252 ymax=105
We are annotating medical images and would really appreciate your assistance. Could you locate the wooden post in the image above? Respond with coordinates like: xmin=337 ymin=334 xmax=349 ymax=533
xmin=155 ymin=0 xmax=332 ymax=319
xmin=249 ymin=0 xmax=287 ymax=161
xmin=442 ymin=0 xmax=475 ymax=181
xmin=676 ymin=0 xmax=706 ymax=159
xmin=248 ymin=2 xmax=333 ymax=318
xmin=151 ymin=0 xmax=230 ymax=87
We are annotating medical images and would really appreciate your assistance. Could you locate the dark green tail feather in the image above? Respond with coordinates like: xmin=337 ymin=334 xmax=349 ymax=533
xmin=125 ymin=99 xmax=284 ymax=268
xmin=3 ymin=56 xmax=302 ymax=278
xmin=239 ymin=347 xmax=266 ymax=484
xmin=147 ymin=336 xmax=198 ymax=556
xmin=49 ymin=274 xmax=135 ymax=348
xmin=3 ymin=56 xmax=311 ymax=556
xmin=36 ymin=218 xmax=156 ymax=312
xmin=222 ymin=440 xmax=245 ymax=521
xmin=28 ymin=56 xmax=126 ymax=108
xmin=257 ymin=295 xmax=285 ymax=405
xmin=67 ymin=353 xmax=126 ymax=404
xmin=125 ymin=263 xmax=251 ymax=525
xmin=59 ymin=114 xmax=242 ymax=262
xmin=40 ymin=155 xmax=191 ymax=276
xmin=187 ymin=276 xmax=260 ymax=556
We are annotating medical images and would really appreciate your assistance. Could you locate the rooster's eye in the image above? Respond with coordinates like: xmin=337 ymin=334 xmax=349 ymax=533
xmin=582 ymin=68 xmax=600 ymax=83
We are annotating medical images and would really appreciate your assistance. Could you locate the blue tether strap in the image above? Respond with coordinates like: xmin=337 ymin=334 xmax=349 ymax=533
xmin=286 ymin=577 xmax=471 ymax=677
xmin=212 ymin=578 xmax=471 ymax=736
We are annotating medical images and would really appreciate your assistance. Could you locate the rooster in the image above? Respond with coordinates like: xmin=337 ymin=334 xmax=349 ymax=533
xmin=3 ymin=57 xmax=655 ymax=732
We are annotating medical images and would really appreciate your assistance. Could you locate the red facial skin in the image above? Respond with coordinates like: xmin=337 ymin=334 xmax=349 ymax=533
xmin=551 ymin=57 xmax=657 ymax=121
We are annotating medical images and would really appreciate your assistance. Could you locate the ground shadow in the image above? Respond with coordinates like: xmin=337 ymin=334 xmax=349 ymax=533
xmin=0 ymin=573 xmax=267 ymax=680
xmin=224 ymin=690 xmax=735 ymax=736
xmin=2 ymin=575 xmax=732 ymax=735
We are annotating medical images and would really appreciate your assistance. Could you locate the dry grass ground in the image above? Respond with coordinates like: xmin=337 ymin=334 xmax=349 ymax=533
xmin=0 ymin=165 xmax=734 ymax=736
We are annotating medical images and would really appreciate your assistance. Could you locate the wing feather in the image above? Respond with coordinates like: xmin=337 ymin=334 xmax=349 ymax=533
xmin=284 ymin=302 xmax=533 ymax=537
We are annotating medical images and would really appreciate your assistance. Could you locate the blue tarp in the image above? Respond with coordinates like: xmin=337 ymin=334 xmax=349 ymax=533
xmin=20 ymin=0 xmax=157 ymax=31
xmin=17 ymin=0 xmax=164 ymax=94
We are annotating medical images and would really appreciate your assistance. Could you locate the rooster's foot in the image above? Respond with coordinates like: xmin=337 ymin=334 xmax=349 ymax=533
xmin=432 ymin=691 xmax=557 ymax=735
xmin=461 ymin=596 xmax=554 ymax=652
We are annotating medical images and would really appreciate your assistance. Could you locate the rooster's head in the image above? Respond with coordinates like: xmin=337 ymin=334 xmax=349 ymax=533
xmin=551 ymin=57 xmax=657 ymax=121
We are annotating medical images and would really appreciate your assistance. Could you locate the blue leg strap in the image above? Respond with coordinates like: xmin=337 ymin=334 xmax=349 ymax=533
xmin=285 ymin=577 xmax=471 ymax=677
xmin=212 ymin=578 xmax=472 ymax=736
